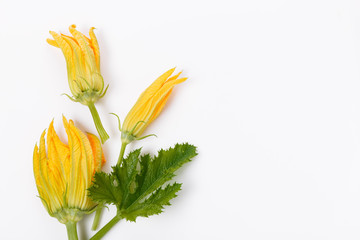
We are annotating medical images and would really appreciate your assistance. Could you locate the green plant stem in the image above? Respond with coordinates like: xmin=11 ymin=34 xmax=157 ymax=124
xmin=88 ymin=102 xmax=109 ymax=143
xmin=65 ymin=221 xmax=79 ymax=240
xmin=117 ymin=142 xmax=128 ymax=165
xmin=91 ymin=205 xmax=104 ymax=231
xmin=90 ymin=214 xmax=122 ymax=240
xmin=88 ymin=102 xmax=108 ymax=229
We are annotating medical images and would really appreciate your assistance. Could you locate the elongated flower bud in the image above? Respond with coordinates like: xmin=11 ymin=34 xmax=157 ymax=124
xmin=121 ymin=68 xmax=187 ymax=144
xmin=47 ymin=25 xmax=107 ymax=105
xmin=33 ymin=116 xmax=105 ymax=224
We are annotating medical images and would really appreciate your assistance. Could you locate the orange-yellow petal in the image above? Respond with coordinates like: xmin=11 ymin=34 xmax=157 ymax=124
xmin=87 ymin=133 xmax=105 ymax=172
xmin=46 ymin=39 xmax=59 ymax=47
xmin=89 ymin=27 xmax=100 ymax=70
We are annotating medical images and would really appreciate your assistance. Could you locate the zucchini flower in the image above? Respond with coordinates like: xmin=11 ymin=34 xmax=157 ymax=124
xmin=116 ymin=68 xmax=187 ymax=164
xmin=47 ymin=25 xmax=109 ymax=143
xmin=33 ymin=116 xmax=105 ymax=240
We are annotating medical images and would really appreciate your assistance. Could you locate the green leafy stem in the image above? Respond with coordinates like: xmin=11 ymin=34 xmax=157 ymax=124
xmin=88 ymin=143 xmax=197 ymax=240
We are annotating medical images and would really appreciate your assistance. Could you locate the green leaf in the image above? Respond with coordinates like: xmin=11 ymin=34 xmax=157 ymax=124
xmin=89 ymin=143 xmax=197 ymax=222
xmin=88 ymin=172 xmax=122 ymax=205
xmin=125 ymin=143 xmax=197 ymax=209
xmin=122 ymin=183 xmax=182 ymax=222
xmin=112 ymin=149 xmax=141 ymax=208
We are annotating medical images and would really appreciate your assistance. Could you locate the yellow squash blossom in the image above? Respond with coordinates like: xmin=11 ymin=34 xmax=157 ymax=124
xmin=47 ymin=24 xmax=106 ymax=105
xmin=47 ymin=25 xmax=109 ymax=143
xmin=33 ymin=116 xmax=105 ymax=238
xmin=121 ymin=68 xmax=187 ymax=144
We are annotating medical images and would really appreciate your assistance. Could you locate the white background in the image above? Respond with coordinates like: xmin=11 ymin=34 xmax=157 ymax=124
xmin=2 ymin=0 xmax=360 ymax=239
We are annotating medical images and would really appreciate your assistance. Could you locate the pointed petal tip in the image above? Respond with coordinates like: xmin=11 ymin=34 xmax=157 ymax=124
xmin=48 ymin=30 xmax=58 ymax=36
xmin=174 ymin=70 xmax=183 ymax=78
xmin=63 ymin=116 xmax=74 ymax=127
xmin=62 ymin=115 xmax=69 ymax=127
xmin=164 ymin=67 xmax=176 ymax=75
xmin=174 ymin=77 xmax=188 ymax=85
xmin=40 ymin=129 xmax=47 ymax=139
xmin=49 ymin=118 xmax=54 ymax=127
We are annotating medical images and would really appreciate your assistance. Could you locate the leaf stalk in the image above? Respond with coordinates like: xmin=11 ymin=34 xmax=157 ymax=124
xmin=90 ymin=213 xmax=122 ymax=240
xmin=91 ymin=204 xmax=104 ymax=231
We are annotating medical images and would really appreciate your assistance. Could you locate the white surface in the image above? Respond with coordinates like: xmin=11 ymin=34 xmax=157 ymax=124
xmin=2 ymin=0 xmax=360 ymax=239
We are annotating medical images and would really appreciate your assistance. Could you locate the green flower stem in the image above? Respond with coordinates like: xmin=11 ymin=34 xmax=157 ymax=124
xmin=90 ymin=214 xmax=122 ymax=240
xmin=117 ymin=142 xmax=128 ymax=165
xmin=65 ymin=221 xmax=79 ymax=240
xmin=88 ymin=103 xmax=109 ymax=143
xmin=91 ymin=205 xmax=104 ymax=231
xmin=88 ymin=102 xmax=108 ymax=229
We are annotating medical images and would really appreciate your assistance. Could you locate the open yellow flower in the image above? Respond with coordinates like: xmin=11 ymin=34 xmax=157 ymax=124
xmin=121 ymin=68 xmax=187 ymax=145
xmin=47 ymin=25 xmax=109 ymax=143
xmin=33 ymin=116 xmax=105 ymax=236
